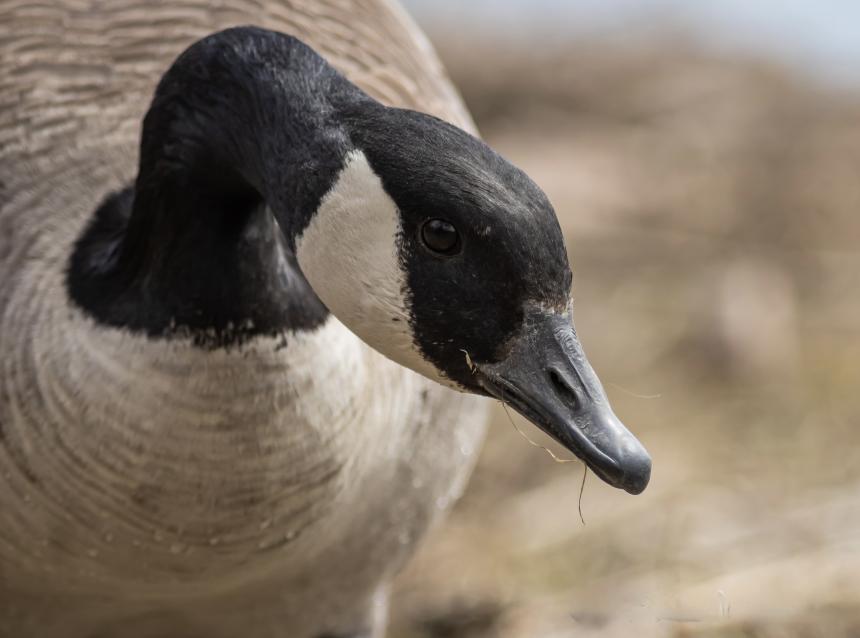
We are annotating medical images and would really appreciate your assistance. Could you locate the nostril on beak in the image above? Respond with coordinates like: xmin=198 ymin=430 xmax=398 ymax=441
xmin=547 ymin=367 xmax=580 ymax=412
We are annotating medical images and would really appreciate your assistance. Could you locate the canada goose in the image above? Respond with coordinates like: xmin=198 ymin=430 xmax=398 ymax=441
xmin=0 ymin=2 xmax=650 ymax=637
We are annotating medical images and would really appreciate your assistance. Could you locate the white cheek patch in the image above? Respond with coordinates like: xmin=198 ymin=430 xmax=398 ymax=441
xmin=296 ymin=151 xmax=454 ymax=387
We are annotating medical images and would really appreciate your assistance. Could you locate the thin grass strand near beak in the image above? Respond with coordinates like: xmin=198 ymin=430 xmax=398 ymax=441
xmin=607 ymin=382 xmax=662 ymax=400
xmin=460 ymin=348 xmax=477 ymax=374
xmin=500 ymin=403 xmax=588 ymax=525
xmin=500 ymin=403 xmax=576 ymax=464
xmin=578 ymin=465 xmax=588 ymax=526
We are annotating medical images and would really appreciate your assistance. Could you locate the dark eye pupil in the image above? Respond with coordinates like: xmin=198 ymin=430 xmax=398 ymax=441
xmin=421 ymin=219 xmax=460 ymax=255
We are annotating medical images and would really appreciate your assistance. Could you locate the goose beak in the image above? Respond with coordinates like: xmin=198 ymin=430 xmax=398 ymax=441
xmin=476 ymin=310 xmax=651 ymax=494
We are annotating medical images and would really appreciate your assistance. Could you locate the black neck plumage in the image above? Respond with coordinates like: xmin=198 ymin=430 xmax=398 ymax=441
xmin=68 ymin=27 xmax=376 ymax=344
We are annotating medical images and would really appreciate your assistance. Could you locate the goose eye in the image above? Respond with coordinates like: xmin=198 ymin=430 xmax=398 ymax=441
xmin=420 ymin=219 xmax=461 ymax=256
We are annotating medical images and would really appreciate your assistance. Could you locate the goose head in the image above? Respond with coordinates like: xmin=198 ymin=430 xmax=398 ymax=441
xmin=70 ymin=28 xmax=649 ymax=495
xmin=296 ymin=104 xmax=651 ymax=494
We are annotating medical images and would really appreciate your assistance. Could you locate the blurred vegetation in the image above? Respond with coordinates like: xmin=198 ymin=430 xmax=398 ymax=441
xmin=388 ymin=29 xmax=860 ymax=638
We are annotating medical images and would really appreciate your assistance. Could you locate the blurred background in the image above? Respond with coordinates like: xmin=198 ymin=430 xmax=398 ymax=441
xmin=387 ymin=2 xmax=860 ymax=637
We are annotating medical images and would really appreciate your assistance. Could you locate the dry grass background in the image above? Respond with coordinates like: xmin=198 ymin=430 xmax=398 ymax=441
xmin=386 ymin=28 xmax=860 ymax=638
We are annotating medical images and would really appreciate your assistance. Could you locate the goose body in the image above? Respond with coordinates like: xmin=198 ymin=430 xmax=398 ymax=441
xmin=0 ymin=3 xmax=651 ymax=637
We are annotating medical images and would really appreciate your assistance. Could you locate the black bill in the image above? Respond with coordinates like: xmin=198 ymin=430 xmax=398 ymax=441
xmin=476 ymin=308 xmax=651 ymax=494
